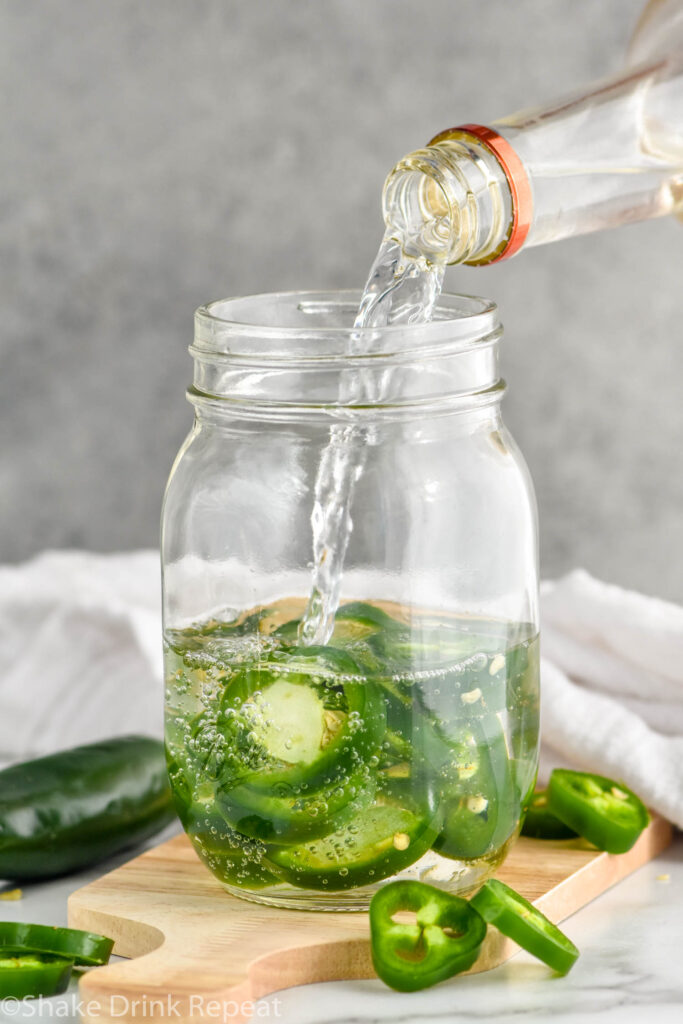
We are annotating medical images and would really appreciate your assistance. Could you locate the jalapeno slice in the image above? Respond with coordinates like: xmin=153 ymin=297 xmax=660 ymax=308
xmin=416 ymin=714 xmax=519 ymax=862
xmin=470 ymin=878 xmax=579 ymax=974
xmin=0 ymin=954 xmax=73 ymax=999
xmin=370 ymin=881 xmax=487 ymax=991
xmin=521 ymin=790 xmax=578 ymax=840
xmin=176 ymin=801 xmax=280 ymax=889
xmin=265 ymin=797 xmax=439 ymax=890
xmin=217 ymin=645 xmax=386 ymax=791
xmin=185 ymin=645 xmax=383 ymax=844
xmin=335 ymin=602 xmax=404 ymax=637
xmin=215 ymin=765 xmax=375 ymax=845
xmin=0 ymin=922 xmax=113 ymax=966
xmin=547 ymin=769 xmax=649 ymax=854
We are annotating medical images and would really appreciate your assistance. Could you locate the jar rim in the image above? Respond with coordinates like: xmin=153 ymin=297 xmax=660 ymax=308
xmin=194 ymin=289 xmax=499 ymax=362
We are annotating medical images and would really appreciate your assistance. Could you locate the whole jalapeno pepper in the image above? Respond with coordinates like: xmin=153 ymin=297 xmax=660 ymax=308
xmin=0 ymin=736 xmax=175 ymax=881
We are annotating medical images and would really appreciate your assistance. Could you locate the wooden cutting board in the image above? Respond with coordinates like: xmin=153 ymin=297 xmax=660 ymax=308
xmin=68 ymin=815 xmax=672 ymax=1024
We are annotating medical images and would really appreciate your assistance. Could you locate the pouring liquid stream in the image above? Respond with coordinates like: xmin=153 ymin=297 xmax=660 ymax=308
xmin=298 ymin=234 xmax=446 ymax=645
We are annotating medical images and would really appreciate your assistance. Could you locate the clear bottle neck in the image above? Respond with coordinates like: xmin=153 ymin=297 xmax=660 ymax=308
xmin=382 ymin=52 xmax=683 ymax=266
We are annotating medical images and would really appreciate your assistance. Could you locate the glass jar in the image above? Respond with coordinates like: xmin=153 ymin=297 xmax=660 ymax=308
xmin=162 ymin=290 xmax=539 ymax=911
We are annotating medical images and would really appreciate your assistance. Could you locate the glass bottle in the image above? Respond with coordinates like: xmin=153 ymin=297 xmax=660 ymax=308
xmin=382 ymin=0 xmax=683 ymax=266
xmin=162 ymin=290 xmax=539 ymax=910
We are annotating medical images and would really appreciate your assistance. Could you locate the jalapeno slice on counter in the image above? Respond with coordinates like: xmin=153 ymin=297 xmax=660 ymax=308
xmin=0 ymin=922 xmax=113 ymax=966
xmin=0 ymin=954 xmax=73 ymax=999
xmin=265 ymin=797 xmax=439 ymax=890
xmin=521 ymin=790 xmax=578 ymax=840
xmin=470 ymin=879 xmax=579 ymax=974
xmin=369 ymin=881 xmax=487 ymax=992
xmin=547 ymin=770 xmax=649 ymax=854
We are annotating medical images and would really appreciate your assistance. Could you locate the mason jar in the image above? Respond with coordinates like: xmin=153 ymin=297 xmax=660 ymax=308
xmin=162 ymin=290 xmax=539 ymax=911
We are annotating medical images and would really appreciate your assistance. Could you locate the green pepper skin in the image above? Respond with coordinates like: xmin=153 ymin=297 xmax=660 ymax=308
xmin=0 ymin=955 xmax=73 ymax=999
xmin=470 ymin=878 xmax=579 ymax=975
xmin=216 ymin=767 xmax=375 ymax=845
xmin=547 ymin=770 xmax=649 ymax=854
xmin=0 ymin=922 xmax=113 ymax=966
xmin=0 ymin=736 xmax=176 ymax=881
xmin=177 ymin=802 xmax=280 ymax=889
xmin=521 ymin=790 xmax=578 ymax=840
xmin=216 ymin=645 xmax=386 ymax=793
xmin=370 ymin=881 xmax=487 ymax=991
xmin=265 ymin=798 xmax=439 ymax=891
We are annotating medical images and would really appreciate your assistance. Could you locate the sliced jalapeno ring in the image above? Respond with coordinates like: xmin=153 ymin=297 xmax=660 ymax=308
xmin=547 ymin=769 xmax=649 ymax=854
xmin=370 ymin=880 xmax=487 ymax=992
xmin=470 ymin=878 xmax=579 ymax=975
xmin=216 ymin=645 xmax=386 ymax=792
xmin=265 ymin=798 xmax=439 ymax=891
xmin=177 ymin=802 xmax=280 ymax=889
xmin=0 ymin=922 xmax=113 ymax=967
xmin=0 ymin=954 xmax=73 ymax=999
xmin=334 ymin=602 xmax=404 ymax=634
xmin=215 ymin=766 xmax=375 ymax=845
xmin=419 ymin=714 xmax=520 ymax=862
xmin=521 ymin=790 xmax=578 ymax=840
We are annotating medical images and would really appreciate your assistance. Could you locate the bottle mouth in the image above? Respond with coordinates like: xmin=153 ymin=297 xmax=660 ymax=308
xmin=381 ymin=163 xmax=458 ymax=263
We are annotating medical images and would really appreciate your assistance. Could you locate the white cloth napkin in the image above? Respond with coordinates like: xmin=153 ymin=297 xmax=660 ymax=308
xmin=0 ymin=550 xmax=163 ymax=761
xmin=1 ymin=553 xmax=681 ymax=827
xmin=540 ymin=569 xmax=683 ymax=829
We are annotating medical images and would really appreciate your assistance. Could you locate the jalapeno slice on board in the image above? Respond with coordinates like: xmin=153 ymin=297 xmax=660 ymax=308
xmin=370 ymin=881 xmax=487 ymax=992
xmin=547 ymin=770 xmax=649 ymax=854
xmin=521 ymin=790 xmax=578 ymax=840
xmin=265 ymin=797 xmax=439 ymax=890
xmin=0 ymin=922 xmax=113 ymax=966
xmin=471 ymin=878 xmax=579 ymax=974
xmin=0 ymin=954 xmax=73 ymax=999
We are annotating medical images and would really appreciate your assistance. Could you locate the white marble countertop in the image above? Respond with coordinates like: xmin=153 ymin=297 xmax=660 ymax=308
xmin=1 ymin=829 xmax=681 ymax=1024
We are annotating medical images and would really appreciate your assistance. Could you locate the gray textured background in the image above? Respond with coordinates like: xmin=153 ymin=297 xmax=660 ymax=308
xmin=3 ymin=0 xmax=682 ymax=599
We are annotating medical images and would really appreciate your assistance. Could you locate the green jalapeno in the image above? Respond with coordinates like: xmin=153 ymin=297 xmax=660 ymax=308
xmin=417 ymin=714 xmax=519 ymax=862
xmin=369 ymin=880 xmax=487 ymax=991
xmin=216 ymin=645 xmax=385 ymax=789
xmin=215 ymin=765 xmax=376 ymax=845
xmin=521 ymin=790 xmax=578 ymax=840
xmin=0 ymin=923 xmax=113 ymax=966
xmin=187 ymin=645 xmax=384 ymax=844
xmin=177 ymin=802 xmax=280 ymax=889
xmin=0 ymin=737 xmax=175 ymax=881
xmin=547 ymin=770 xmax=649 ymax=854
xmin=0 ymin=954 xmax=74 ymax=999
xmin=265 ymin=796 xmax=439 ymax=890
xmin=470 ymin=878 xmax=579 ymax=974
